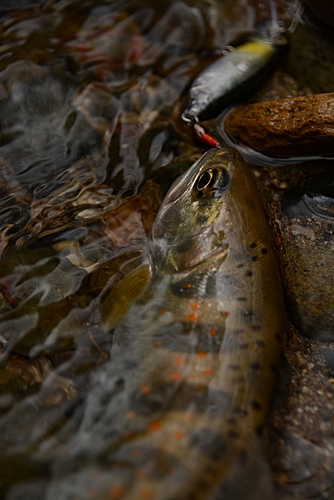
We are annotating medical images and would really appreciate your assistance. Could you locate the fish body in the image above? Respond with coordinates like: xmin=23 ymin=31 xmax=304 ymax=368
xmin=183 ymin=36 xmax=288 ymax=122
xmin=47 ymin=148 xmax=283 ymax=500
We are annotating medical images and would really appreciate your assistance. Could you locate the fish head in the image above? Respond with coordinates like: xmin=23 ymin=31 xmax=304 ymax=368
xmin=150 ymin=147 xmax=252 ymax=273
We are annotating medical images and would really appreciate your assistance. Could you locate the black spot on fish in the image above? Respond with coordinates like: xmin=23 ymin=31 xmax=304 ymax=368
xmin=238 ymin=342 xmax=249 ymax=349
xmin=196 ymin=479 xmax=211 ymax=490
xmin=152 ymin=322 xmax=225 ymax=354
xmin=261 ymin=248 xmax=268 ymax=254
xmin=236 ymin=408 xmax=248 ymax=418
xmin=245 ymin=270 xmax=253 ymax=277
xmin=189 ymin=429 xmax=227 ymax=461
xmin=115 ymin=378 xmax=125 ymax=389
xmin=228 ymin=364 xmax=239 ymax=371
xmin=239 ymin=450 xmax=248 ymax=464
xmin=250 ymin=400 xmax=262 ymax=411
xmin=249 ymin=362 xmax=261 ymax=371
xmin=251 ymin=256 xmax=258 ymax=261
xmin=236 ymin=263 xmax=244 ymax=269
xmin=256 ymin=426 xmax=264 ymax=436
xmin=107 ymin=445 xmax=177 ymax=480
xmin=242 ymin=310 xmax=254 ymax=318
xmin=250 ymin=242 xmax=257 ymax=248
xmin=228 ymin=429 xmax=240 ymax=439
xmin=237 ymin=297 xmax=247 ymax=302
xmin=270 ymin=363 xmax=279 ymax=374
xmin=255 ymin=340 xmax=265 ymax=347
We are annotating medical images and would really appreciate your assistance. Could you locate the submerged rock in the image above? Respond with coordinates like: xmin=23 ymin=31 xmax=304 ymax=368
xmin=223 ymin=92 xmax=334 ymax=158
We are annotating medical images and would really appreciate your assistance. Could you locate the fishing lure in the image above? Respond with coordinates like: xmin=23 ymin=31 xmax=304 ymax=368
xmin=182 ymin=35 xmax=288 ymax=125
xmin=182 ymin=0 xmax=303 ymax=147
xmin=46 ymin=148 xmax=284 ymax=500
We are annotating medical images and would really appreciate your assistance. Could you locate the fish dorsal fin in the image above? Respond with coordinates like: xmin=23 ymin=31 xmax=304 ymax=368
xmin=102 ymin=263 xmax=151 ymax=330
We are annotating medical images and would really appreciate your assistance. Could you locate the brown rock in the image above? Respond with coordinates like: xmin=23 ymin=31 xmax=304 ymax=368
xmin=223 ymin=92 xmax=334 ymax=158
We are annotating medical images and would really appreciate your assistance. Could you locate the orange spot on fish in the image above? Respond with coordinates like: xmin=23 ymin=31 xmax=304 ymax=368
xmin=182 ymin=283 xmax=193 ymax=289
xmin=140 ymin=488 xmax=152 ymax=499
xmin=158 ymin=309 xmax=165 ymax=315
xmin=154 ymin=340 xmax=163 ymax=347
xmin=174 ymin=431 xmax=184 ymax=440
xmin=109 ymin=486 xmax=123 ymax=498
xmin=169 ymin=372 xmax=181 ymax=381
xmin=209 ymin=329 xmax=217 ymax=336
xmin=173 ymin=356 xmax=185 ymax=366
xmin=220 ymin=311 xmax=229 ymax=317
xmin=190 ymin=303 xmax=199 ymax=310
xmin=148 ymin=421 xmax=161 ymax=431
xmin=135 ymin=469 xmax=146 ymax=480
xmin=184 ymin=412 xmax=195 ymax=422
xmin=186 ymin=314 xmax=197 ymax=322
xmin=139 ymin=384 xmax=151 ymax=394
xmin=126 ymin=411 xmax=135 ymax=419
xmin=196 ymin=350 xmax=206 ymax=357
xmin=202 ymin=368 xmax=213 ymax=376
xmin=130 ymin=448 xmax=142 ymax=458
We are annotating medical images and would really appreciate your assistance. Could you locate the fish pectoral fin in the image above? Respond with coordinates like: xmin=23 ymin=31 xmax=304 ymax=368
xmin=102 ymin=263 xmax=151 ymax=330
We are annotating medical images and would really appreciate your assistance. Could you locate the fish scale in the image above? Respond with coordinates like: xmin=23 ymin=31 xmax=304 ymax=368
xmin=46 ymin=148 xmax=283 ymax=500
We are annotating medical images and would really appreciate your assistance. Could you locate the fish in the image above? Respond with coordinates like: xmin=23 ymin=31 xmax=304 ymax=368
xmin=182 ymin=35 xmax=288 ymax=123
xmin=45 ymin=148 xmax=284 ymax=500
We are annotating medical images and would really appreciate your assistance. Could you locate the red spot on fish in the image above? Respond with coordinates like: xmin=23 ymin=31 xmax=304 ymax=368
xmin=148 ymin=421 xmax=161 ymax=431
xmin=220 ymin=311 xmax=229 ymax=317
xmin=209 ymin=329 xmax=217 ymax=336
xmin=173 ymin=356 xmax=185 ymax=366
xmin=186 ymin=314 xmax=197 ymax=322
xmin=182 ymin=283 xmax=193 ymax=289
xmin=158 ymin=309 xmax=165 ymax=315
xmin=174 ymin=431 xmax=184 ymax=440
xmin=190 ymin=303 xmax=199 ymax=310
xmin=139 ymin=384 xmax=151 ymax=394
xmin=169 ymin=372 xmax=181 ymax=381
xmin=109 ymin=486 xmax=123 ymax=498
xmin=196 ymin=350 xmax=206 ymax=357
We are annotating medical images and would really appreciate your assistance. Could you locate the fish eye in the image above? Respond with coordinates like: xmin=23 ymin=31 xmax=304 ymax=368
xmin=197 ymin=168 xmax=216 ymax=191
xmin=195 ymin=167 xmax=229 ymax=199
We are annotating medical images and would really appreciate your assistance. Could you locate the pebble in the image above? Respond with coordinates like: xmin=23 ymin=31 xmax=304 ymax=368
xmin=223 ymin=92 xmax=334 ymax=158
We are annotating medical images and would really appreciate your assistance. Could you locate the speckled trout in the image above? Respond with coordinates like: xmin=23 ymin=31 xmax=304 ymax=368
xmin=46 ymin=148 xmax=284 ymax=500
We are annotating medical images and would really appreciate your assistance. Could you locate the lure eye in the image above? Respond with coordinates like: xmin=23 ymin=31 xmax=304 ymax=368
xmin=195 ymin=167 xmax=229 ymax=199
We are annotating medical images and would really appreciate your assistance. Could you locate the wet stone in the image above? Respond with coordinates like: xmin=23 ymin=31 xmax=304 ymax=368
xmin=223 ymin=93 xmax=334 ymax=158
